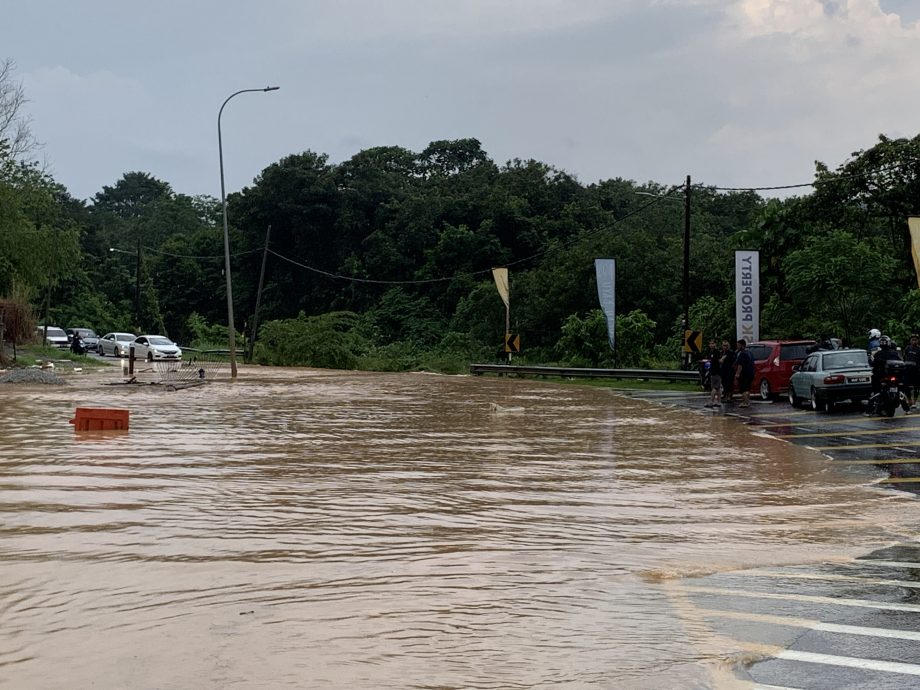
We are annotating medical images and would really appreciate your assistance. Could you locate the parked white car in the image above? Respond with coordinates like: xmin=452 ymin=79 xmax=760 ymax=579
xmin=132 ymin=335 xmax=182 ymax=361
xmin=36 ymin=326 xmax=69 ymax=348
xmin=98 ymin=332 xmax=137 ymax=357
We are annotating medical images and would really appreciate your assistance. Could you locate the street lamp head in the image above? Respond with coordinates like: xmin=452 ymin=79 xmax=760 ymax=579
xmin=264 ymin=86 xmax=280 ymax=92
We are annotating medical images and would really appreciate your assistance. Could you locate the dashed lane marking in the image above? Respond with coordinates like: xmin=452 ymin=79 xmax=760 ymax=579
xmin=776 ymin=426 xmax=920 ymax=440
xmin=697 ymin=608 xmax=920 ymax=642
xmin=671 ymin=584 xmax=920 ymax=612
xmin=756 ymin=417 xmax=920 ymax=430
xmin=739 ymin=410 xmax=816 ymax=419
xmin=810 ymin=440 xmax=920 ymax=451
xmin=742 ymin=569 xmax=920 ymax=589
xmin=846 ymin=559 xmax=920 ymax=569
xmin=777 ymin=650 xmax=920 ymax=677
xmin=834 ymin=458 xmax=920 ymax=465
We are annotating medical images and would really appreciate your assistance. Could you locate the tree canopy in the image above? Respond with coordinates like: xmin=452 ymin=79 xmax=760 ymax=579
xmin=4 ymin=54 xmax=920 ymax=368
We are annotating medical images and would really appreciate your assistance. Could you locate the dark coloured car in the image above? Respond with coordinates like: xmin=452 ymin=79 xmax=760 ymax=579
xmin=746 ymin=340 xmax=816 ymax=400
xmin=787 ymin=348 xmax=873 ymax=411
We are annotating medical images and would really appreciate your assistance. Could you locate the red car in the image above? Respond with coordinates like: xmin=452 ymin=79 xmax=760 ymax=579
xmin=745 ymin=340 xmax=816 ymax=400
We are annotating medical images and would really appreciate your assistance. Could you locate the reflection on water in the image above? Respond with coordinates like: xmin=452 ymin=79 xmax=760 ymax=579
xmin=2 ymin=368 xmax=920 ymax=688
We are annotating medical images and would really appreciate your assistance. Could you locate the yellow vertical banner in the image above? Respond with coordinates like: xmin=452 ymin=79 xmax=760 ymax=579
xmin=491 ymin=268 xmax=510 ymax=309
xmin=909 ymin=217 xmax=920 ymax=290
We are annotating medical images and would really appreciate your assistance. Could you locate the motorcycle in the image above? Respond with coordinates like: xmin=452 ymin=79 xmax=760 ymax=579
xmin=70 ymin=336 xmax=86 ymax=356
xmin=697 ymin=358 xmax=711 ymax=391
xmin=869 ymin=360 xmax=911 ymax=417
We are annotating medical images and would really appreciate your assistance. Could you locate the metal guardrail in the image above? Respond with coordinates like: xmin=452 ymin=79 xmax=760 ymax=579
xmin=469 ymin=363 xmax=699 ymax=382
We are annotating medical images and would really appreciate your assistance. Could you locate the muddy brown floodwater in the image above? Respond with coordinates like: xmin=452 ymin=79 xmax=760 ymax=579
xmin=3 ymin=366 xmax=920 ymax=688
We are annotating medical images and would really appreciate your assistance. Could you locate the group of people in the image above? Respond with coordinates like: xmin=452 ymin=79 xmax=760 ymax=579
xmin=868 ymin=328 xmax=920 ymax=408
xmin=703 ymin=338 xmax=756 ymax=409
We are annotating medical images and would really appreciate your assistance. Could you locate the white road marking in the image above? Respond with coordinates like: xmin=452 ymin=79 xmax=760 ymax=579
xmin=746 ymin=570 xmax=920 ymax=589
xmin=778 ymin=650 xmax=920 ymax=676
xmin=849 ymin=560 xmax=920 ymax=569
xmin=674 ymin=584 xmax=920 ymax=612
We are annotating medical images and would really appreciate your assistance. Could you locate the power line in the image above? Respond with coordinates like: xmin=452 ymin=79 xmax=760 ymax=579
xmin=109 ymin=245 xmax=260 ymax=260
xmin=265 ymin=187 xmax=681 ymax=284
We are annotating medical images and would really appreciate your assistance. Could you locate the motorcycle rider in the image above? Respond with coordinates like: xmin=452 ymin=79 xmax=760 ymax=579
xmin=871 ymin=335 xmax=902 ymax=394
xmin=904 ymin=333 xmax=920 ymax=408
xmin=868 ymin=328 xmax=881 ymax=361
xmin=70 ymin=332 xmax=86 ymax=355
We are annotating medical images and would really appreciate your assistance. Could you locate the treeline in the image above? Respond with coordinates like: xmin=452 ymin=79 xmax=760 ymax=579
xmin=4 ymin=100 xmax=920 ymax=370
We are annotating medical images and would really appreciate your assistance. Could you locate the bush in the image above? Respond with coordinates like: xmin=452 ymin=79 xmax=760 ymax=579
xmin=254 ymin=311 xmax=368 ymax=369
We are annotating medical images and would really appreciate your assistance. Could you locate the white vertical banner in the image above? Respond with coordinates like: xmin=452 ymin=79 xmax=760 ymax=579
xmin=594 ymin=258 xmax=616 ymax=351
xmin=491 ymin=268 xmax=510 ymax=309
xmin=735 ymin=250 xmax=759 ymax=343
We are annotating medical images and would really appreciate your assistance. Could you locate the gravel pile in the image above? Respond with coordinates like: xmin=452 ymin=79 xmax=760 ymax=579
xmin=0 ymin=368 xmax=67 ymax=385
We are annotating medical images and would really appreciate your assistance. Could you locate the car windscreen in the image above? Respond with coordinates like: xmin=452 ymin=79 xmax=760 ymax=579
xmin=823 ymin=351 xmax=869 ymax=370
xmin=45 ymin=328 xmax=66 ymax=338
xmin=747 ymin=345 xmax=773 ymax=361
xmin=780 ymin=343 xmax=811 ymax=361
xmin=147 ymin=337 xmax=173 ymax=346
xmin=78 ymin=329 xmax=97 ymax=337
xmin=116 ymin=334 xmax=134 ymax=341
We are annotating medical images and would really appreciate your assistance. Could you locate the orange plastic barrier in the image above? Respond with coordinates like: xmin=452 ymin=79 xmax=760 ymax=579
xmin=69 ymin=407 xmax=130 ymax=431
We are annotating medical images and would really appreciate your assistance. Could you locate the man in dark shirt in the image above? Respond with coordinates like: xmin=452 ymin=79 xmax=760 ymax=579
xmin=718 ymin=339 xmax=736 ymax=405
xmin=734 ymin=339 xmax=756 ymax=408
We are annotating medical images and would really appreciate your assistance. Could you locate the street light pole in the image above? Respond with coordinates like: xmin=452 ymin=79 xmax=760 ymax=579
xmin=683 ymin=174 xmax=691 ymax=366
xmin=218 ymin=86 xmax=279 ymax=378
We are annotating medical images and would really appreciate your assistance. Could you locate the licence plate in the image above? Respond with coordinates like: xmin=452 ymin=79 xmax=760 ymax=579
xmin=849 ymin=376 xmax=870 ymax=383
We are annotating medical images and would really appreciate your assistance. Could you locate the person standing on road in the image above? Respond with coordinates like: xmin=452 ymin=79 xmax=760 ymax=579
xmin=718 ymin=339 xmax=736 ymax=405
xmin=734 ymin=339 xmax=755 ymax=408
xmin=704 ymin=340 xmax=721 ymax=408
xmin=904 ymin=334 xmax=920 ymax=408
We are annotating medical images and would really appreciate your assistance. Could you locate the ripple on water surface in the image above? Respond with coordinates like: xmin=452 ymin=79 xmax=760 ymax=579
xmin=0 ymin=368 xmax=918 ymax=688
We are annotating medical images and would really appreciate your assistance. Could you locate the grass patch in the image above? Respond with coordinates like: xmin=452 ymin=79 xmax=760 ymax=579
xmin=10 ymin=345 xmax=109 ymax=368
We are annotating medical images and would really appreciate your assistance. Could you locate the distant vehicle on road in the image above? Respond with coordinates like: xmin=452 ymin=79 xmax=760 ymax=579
xmin=66 ymin=328 xmax=99 ymax=352
xmin=98 ymin=332 xmax=137 ymax=357
xmin=35 ymin=326 xmax=69 ymax=348
xmin=746 ymin=339 xmax=816 ymax=400
xmin=788 ymin=348 xmax=873 ymax=411
xmin=132 ymin=335 xmax=182 ymax=361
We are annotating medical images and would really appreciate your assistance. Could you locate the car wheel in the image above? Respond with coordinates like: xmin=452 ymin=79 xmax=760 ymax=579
xmin=788 ymin=387 xmax=799 ymax=407
xmin=98 ymin=347 xmax=104 ymax=357
xmin=810 ymin=387 xmax=826 ymax=412
xmin=147 ymin=352 xmax=154 ymax=362
xmin=759 ymin=378 xmax=771 ymax=401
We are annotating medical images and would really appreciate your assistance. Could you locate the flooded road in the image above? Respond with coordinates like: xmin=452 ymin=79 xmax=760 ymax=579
xmin=2 ymin=368 xmax=920 ymax=688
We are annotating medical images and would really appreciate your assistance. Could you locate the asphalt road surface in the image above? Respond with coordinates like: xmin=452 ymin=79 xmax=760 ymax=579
xmin=627 ymin=389 xmax=920 ymax=689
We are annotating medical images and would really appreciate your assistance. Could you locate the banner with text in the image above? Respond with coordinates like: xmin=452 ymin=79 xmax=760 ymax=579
xmin=594 ymin=258 xmax=616 ymax=351
xmin=735 ymin=251 xmax=759 ymax=343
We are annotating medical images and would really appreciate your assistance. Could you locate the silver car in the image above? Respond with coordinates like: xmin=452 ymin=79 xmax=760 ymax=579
xmin=788 ymin=348 xmax=873 ymax=411
xmin=98 ymin=332 xmax=137 ymax=357
xmin=132 ymin=335 xmax=182 ymax=361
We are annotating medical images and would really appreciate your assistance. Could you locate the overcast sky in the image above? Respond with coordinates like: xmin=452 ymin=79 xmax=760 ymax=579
xmin=4 ymin=0 xmax=920 ymax=201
